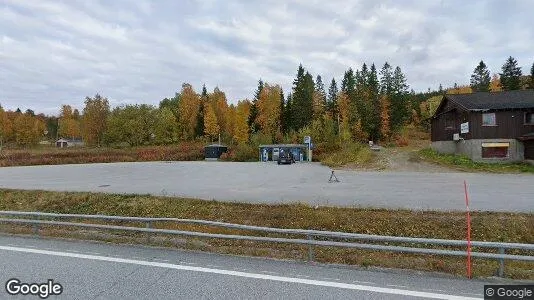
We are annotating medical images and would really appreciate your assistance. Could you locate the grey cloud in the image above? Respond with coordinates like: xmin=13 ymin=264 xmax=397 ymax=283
xmin=1 ymin=0 xmax=533 ymax=115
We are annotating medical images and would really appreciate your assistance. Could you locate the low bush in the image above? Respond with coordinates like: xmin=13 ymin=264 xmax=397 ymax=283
xmin=0 ymin=142 xmax=205 ymax=167
xmin=319 ymin=143 xmax=375 ymax=168
xmin=220 ymin=144 xmax=258 ymax=162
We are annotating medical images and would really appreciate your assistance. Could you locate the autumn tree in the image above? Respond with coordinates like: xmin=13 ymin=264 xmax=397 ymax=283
xmin=337 ymin=92 xmax=352 ymax=141
xmin=159 ymin=93 xmax=180 ymax=118
xmin=58 ymin=105 xmax=81 ymax=139
xmin=154 ymin=107 xmax=180 ymax=145
xmin=177 ymin=83 xmax=200 ymax=140
xmin=210 ymin=87 xmax=229 ymax=136
xmin=0 ymin=105 xmax=13 ymax=146
xmin=379 ymin=95 xmax=391 ymax=140
xmin=203 ymin=103 xmax=219 ymax=140
xmin=13 ymin=113 xmax=45 ymax=146
xmin=256 ymin=84 xmax=282 ymax=139
xmin=313 ymin=75 xmax=326 ymax=119
xmin=104 ymin=104 xmax=157 ymax=146
xmin=82 ymin=94 xmax=110 ymax=146
xmin=470 ymin=60 xmax=491 ymax=92
xmin=447 ymin=85 xmax=473 ymax=94
xmin=489 ymin=73 xmax=502 ymax=92
xmin=233 ymin=100 xmax=251 ymax=144
xmin=500 ymin=56 xmax=522 ymax=90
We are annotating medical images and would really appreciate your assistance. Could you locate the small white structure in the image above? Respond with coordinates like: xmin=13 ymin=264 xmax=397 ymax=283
xmin=56 ymin=138 xmax=84 ymax=148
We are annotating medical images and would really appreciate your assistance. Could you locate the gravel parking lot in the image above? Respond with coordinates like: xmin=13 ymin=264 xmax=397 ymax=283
xmin=0 ymin=161 xmax=532 ymax=212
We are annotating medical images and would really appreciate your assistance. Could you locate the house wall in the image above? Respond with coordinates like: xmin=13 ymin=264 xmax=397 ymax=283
xmin=433 ymin=109 xmax=534 ymax=141
xmin=430 ymin=99 xmax=469 ymax=141
xmin=468 ymin=110 xmax=534 ymax=139
xmin=432 ymin=139 xmax=525 ymax=162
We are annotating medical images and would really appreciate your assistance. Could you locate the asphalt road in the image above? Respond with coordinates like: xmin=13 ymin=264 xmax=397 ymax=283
xmin=0 ymin=161 xmax=533 ymax=212
xmin=0 ymin=235 xmax=503 ymax=299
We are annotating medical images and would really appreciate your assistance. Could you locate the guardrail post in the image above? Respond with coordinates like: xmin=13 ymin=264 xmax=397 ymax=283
xmin=146 ymin=221 xmax=152 ymax=244
xmin=498 ymin=247 xmax=505 ymax=277
xmin=307 ymin=234 xmax=314 ymax=262
xmin=32 ymin=223 xmax=39 ymax=236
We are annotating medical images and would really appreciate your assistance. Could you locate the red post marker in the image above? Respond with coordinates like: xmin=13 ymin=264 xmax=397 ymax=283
xmin=464 ymin=180 xmax=472 ymax=279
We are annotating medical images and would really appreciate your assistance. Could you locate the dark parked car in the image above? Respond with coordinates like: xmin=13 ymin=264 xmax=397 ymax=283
xmin=277 ymin=151 xmax=294 ymax=165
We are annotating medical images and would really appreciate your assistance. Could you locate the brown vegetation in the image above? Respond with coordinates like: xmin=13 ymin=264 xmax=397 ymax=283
xmin=0 ymin=189 xmax=532 ymax=279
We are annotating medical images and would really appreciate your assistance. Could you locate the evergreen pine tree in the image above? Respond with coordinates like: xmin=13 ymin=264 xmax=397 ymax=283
xmin=279 ymin=89 xmax=286 ymax=134
xmin=368 ymin=63 xmax=381 ymax=141
xmin=315 ymin=75 xmax=327 ymax=116
xmin=285 ymin=93 xmax=292 ymax=132
xmin=291 ymin=65 xmax=314 ymax=131
xmin=470 ymin=60 xmax=491 ymax=92
xmin=195 ymin=84 xmax=208 ymax=137
xmin=390 ymin=66 xmax=409 ymax=131
xmin=248 ymin=79 xmax=263 ymax=134
xmin=327 ymin=78 xmax=338 ymax=117
xmin=529 ymin=62 xmax=534 ymax=89
xmin=379 ymin=62 xmax=393 ymax=95
xmin=499 ymin=56 xmax=522 ymax=90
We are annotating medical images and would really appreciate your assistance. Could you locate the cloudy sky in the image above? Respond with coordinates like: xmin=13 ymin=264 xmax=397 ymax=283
xmin=1 ymin=0 xmax=533 ymax=115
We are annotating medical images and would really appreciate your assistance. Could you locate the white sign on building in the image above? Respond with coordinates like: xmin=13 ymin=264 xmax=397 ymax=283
xmin=460 ymin=122 xmax=469 ymax=134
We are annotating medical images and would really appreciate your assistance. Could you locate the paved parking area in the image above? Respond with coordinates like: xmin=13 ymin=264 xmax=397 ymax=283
xmin=0 ymin=161 xmax=532 ymax=212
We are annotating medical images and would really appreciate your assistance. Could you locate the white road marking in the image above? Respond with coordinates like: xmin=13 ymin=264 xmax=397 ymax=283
xmin=0 ymin=245 xmax=480 ymax=300
xmin=388 ymin=284 xmax=409 ymax=288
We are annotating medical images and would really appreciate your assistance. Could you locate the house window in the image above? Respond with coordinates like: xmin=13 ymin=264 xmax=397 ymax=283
xmin=445 ymin=115 xmax=455 ymax=130
xmin=525 ymin=112 xmax=534 ymax=125
xmin=481 ymin=142 xmax=509 ymax=158
xmin=482 ymin=113 xmax=496 ymax=126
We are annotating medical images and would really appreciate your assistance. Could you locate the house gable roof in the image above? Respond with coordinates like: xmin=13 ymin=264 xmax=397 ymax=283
xmin=444 ymin=90 xmax=534 ymax=111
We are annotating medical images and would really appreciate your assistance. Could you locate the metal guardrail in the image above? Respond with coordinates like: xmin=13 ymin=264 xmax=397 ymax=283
xmin=0 ymin=211 xmax=532 ymax=278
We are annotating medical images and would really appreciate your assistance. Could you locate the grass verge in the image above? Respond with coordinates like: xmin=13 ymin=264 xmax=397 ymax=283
xmin=0 ymin=189 xmax=532 ymax=279
xmin=416 ymin=148 xmax=534 ymax=174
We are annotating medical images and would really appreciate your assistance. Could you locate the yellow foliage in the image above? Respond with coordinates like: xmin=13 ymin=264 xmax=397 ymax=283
xmin=59 ymin=105 xmax=81 ymax=138
xmin=337 ymin=92 xmax=350 ymax=125
xmin=489 ymin=73 xmax=502 ymax=92
xmin=177 ymin=83 xmax=200 ymax=140
xmin=13 ymin=113 xmax=45 ymax=146
xmin=446 ymin=85 xmax=472 ymax=94
xmin=210 ymin=87 xmax=229 ymax=134
xmin=351 ymin=119 xmax=367 ymax=142
xmin=203 ymin=103 xmax=219 ymax=139
xmin=256 ymin=84 xmax=282 ymax=139
xmin=233 ymin=100 xmax=250 ymax=144
xmin=0 ymin=106 xmax=13 ymax=143
xmin=82 ymin=94 xmax=110 ymax=146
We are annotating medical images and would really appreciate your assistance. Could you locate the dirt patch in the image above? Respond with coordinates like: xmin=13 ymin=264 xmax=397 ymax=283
xmin=341 ymin=144 xmax=457 ymax=173
xmin=378 ymin=147 xmax=457 ymax=173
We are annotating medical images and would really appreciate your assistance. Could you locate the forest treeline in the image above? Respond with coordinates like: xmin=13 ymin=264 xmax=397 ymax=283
xmin=1 ymin=57 xmax=533 ymax=149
